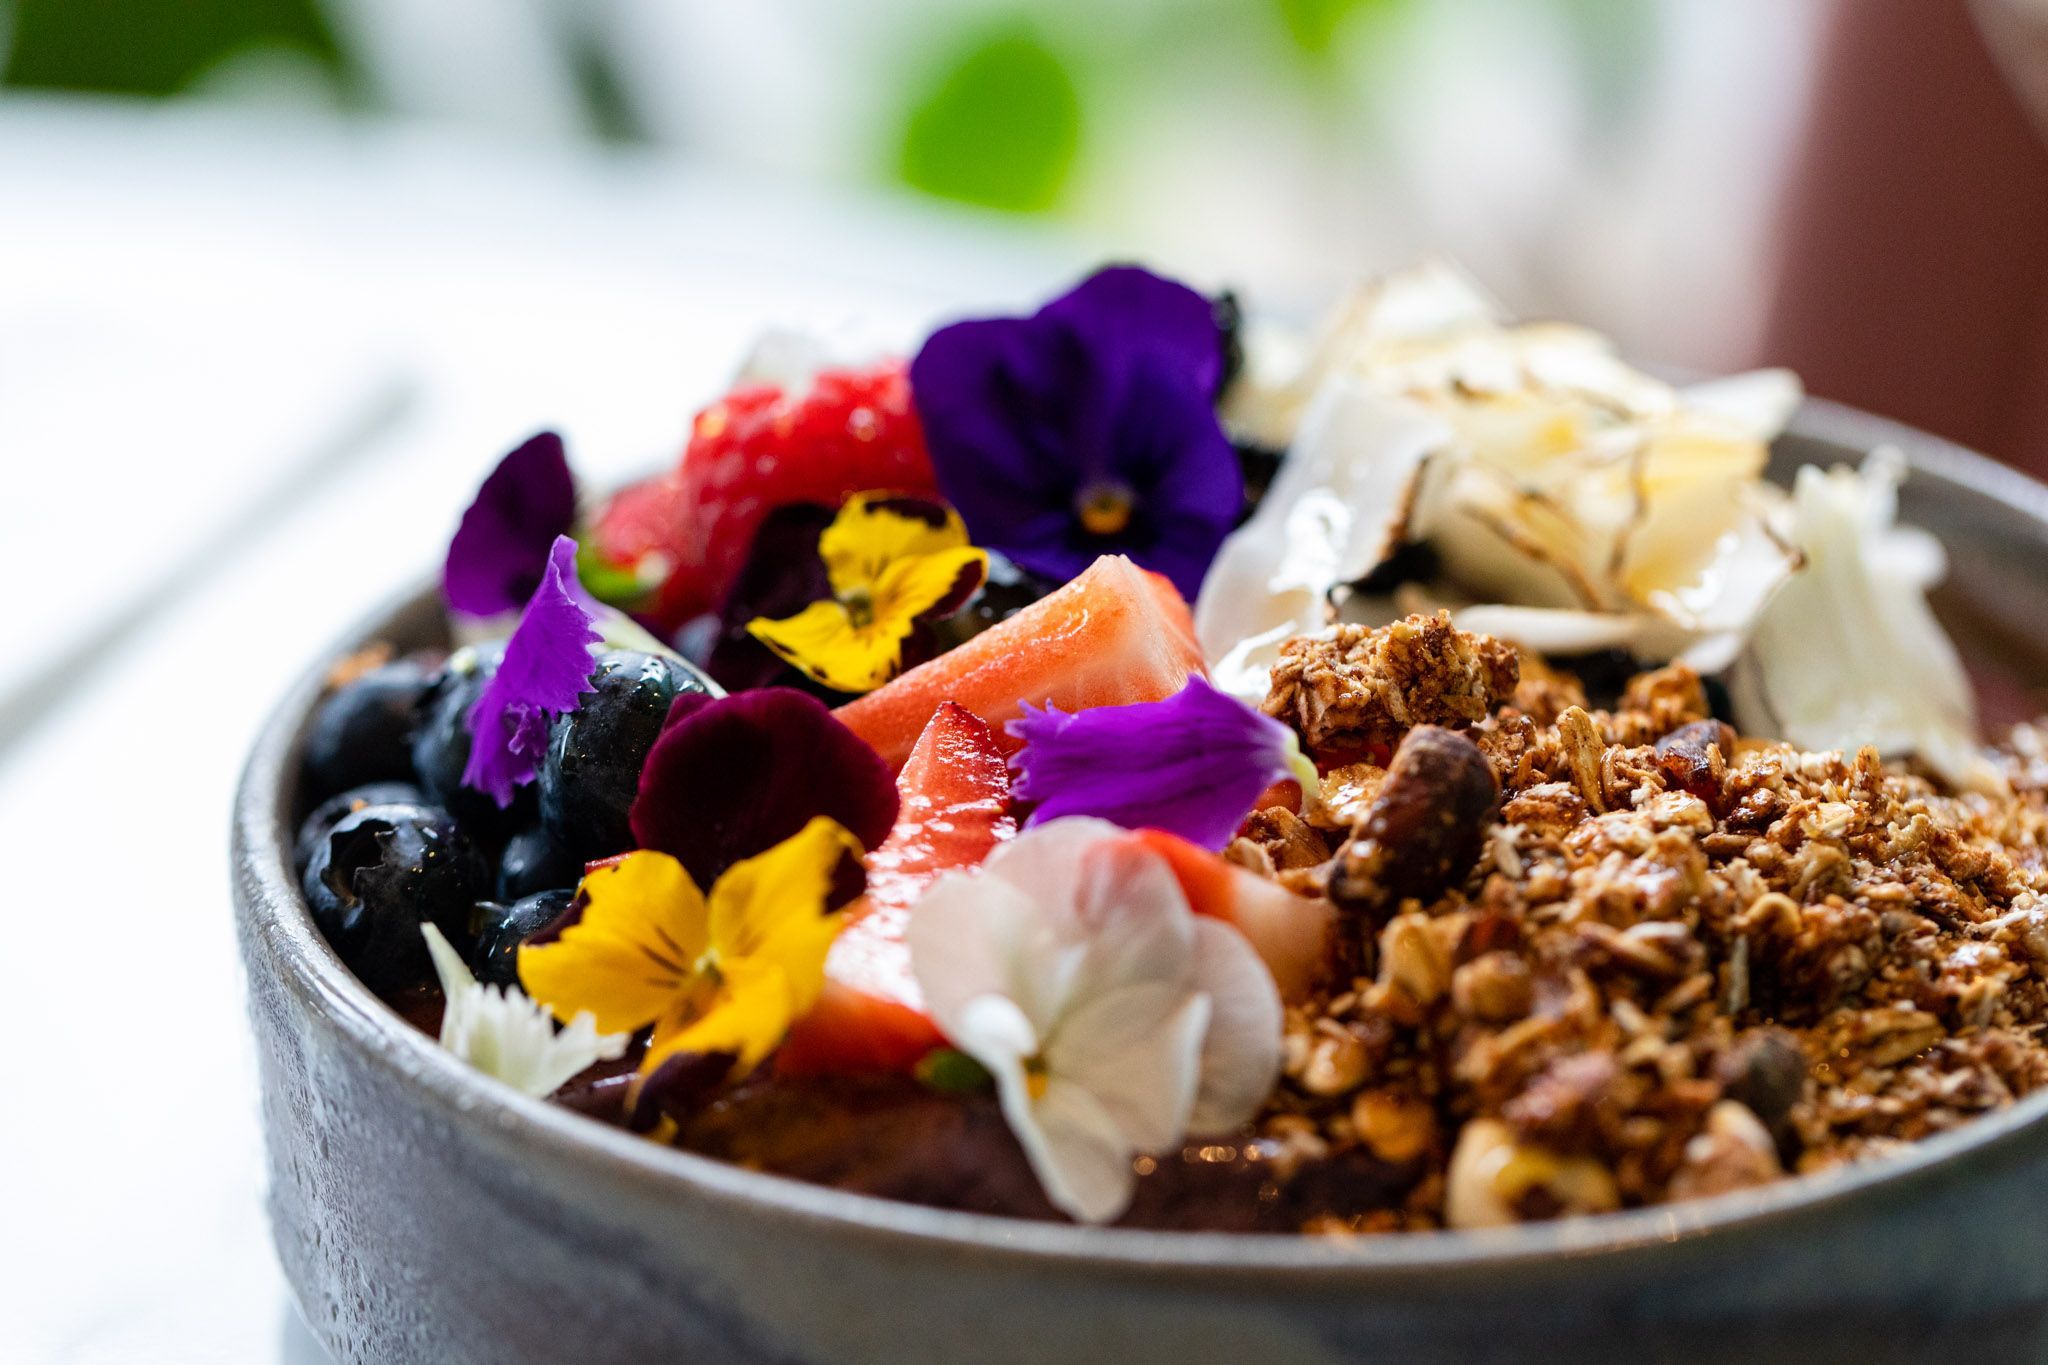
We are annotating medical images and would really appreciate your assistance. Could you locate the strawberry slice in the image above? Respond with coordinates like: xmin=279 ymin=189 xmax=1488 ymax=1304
xmin=1128 ymin=828 xmax=1335 ymax=1002
xmin=777 ymin=701 xmax=1016 ymax=1074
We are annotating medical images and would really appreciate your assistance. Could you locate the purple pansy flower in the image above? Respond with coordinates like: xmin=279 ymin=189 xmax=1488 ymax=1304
xmin=462 ymin=536 xmax=602 ymax=806
xmin=909 ymin=266 xmax=1241 ymax=600
xmin=1006 ymin=676 xmax=1313 ymax=850
xmin=444 ymin=431 xmax=578 ymax=617
xmin=702 ymin=503 xmax=838 ymax=693
xmin=630 ymin=687 xmax=899 ymax=890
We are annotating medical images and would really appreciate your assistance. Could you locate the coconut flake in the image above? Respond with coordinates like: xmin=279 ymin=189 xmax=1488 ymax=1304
xmin=1197 ymin=374 xmax=1445 ymax=700
xmin=1731 ymin=451 xmax=1998 ymax=793
xmin=1202 ymin=262 xmax=1801 ymax=688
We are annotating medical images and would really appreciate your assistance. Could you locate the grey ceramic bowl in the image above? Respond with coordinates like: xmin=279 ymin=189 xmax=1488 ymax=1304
xmin=235 ymin=399 xmax=2048 ymax=1365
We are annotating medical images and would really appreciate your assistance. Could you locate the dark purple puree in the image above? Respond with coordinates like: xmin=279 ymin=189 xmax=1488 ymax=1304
xmin=379 ymin=983 xmax=1415 ymax=1231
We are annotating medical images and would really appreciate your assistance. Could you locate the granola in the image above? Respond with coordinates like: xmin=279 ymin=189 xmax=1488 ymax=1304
xmin=1242 ymin=614 xmax=2048 ymax=1231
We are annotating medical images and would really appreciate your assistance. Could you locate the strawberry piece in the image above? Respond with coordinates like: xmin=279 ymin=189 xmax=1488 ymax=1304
xmin=778 ymin=702 xmax=1016 ymax=1074
xmin=1128 ymin=828 xmax=1335 ymax=1002
xmin=671 ymin=361 xmax=935 ymax=624
xmin=588 ymin=471 xmax=696 ymax=627
xmin=834 ymin=554 xmax=1205 ymax=772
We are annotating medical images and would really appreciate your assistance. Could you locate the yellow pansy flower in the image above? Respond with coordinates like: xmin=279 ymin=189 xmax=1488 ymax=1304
xmin=747 ymin=492 xmax=987 ymax=693
xmin=518 ymin=816 xmax=862 ymax=1084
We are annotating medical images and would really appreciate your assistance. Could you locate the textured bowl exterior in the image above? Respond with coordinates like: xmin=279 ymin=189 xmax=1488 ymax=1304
xmin=236 ymin=401 xmax=2048 ymax=1364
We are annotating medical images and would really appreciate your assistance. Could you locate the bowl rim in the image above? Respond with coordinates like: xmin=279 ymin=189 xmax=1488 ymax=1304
xmin=234 ymin=394 xmax=2048 ymax=1284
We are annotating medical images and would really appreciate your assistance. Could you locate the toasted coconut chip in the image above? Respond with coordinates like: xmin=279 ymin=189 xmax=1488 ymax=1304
xmin=1198 ymin=375 xmax=1443 ymax=700
xmin=1205 ymin=261 xmax=1811 ymax=687
xmin=1679 ymin=368 xmax=1803 ymax=443
xmin=1730 ymin=451 xmax=2000 ymax=794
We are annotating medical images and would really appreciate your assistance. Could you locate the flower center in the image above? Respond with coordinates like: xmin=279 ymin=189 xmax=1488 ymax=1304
xmin=1076 ymin=482 xmax=1134 ymax=537
xmin=1025 ymin=1055 xmax=1051 ymax=1100
xmin=841 ymin=587 xmax=876 ymax=628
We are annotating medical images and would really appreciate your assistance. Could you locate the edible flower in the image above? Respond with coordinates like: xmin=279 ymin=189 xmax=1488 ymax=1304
xmin=519 ymin=817 xmax=863 ymax=1088
xmin=462 ymin=535 xmax=602 ymax=806
xmin=906 ymin=817 xmax=1282 ymax=1223
xmin=1007 ymin=677 xmax=1317 ymax=850
xmin=745 ymin=493 xmax=987 ymax=693
xmin=421 ymin=924 xmax=627 ymax=1098
xmin=444 ymin=431 xmax=579 ymax=618
xmin=910 ymin=266 xmax=1242 ymax=600
xmin=705 ymin=503 xmax=838 ymax=692
xmin=631 ymin=688 xmax=899 ymax=890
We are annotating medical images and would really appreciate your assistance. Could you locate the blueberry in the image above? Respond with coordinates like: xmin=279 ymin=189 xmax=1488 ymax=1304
xmin=293 ymin=781 xmax=426 ymax=875
xmin=539 ymin=650 xmax=713 ymax=860
xmin=410 ymin=644 xmax=520 ymax=831
xmin=302 ymin=802 xmax=490 ymax=993
xmin=496 ymin=823 xmax=582 ymax=902
xmin=930 ymin=551 xmax=1058 ymax=652
xmin=301 ymin=658 xmax=436 ymax=801
xmin=470 ymin=888 xmax=575 ymax=989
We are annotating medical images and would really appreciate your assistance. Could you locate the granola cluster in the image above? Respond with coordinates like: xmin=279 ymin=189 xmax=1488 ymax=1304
xmin=1236 ymin=614 xmax=2048 ymax=1233
xmin=1261 ymin=612 xmax=1520 ymax=756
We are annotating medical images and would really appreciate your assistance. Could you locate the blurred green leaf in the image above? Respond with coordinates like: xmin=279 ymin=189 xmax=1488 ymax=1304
xmin=2 ymin=0 xmax=346 ymax=96
xmin=1274 ymin=0 xmax=1396 ymax=57
xmin=895 ymin=23 xmax=1080 ymax=215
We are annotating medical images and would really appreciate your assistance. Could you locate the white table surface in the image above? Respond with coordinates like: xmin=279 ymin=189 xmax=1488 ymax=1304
xmin=0 ymin=96 xmax=1089 ymax=1364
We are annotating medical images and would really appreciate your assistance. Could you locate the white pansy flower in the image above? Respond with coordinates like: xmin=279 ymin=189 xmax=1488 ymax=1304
xmin=906 ymin=818 xmax=1283 ymax=1224
xmin=421 ymin=924 xmax=628 ymax=1098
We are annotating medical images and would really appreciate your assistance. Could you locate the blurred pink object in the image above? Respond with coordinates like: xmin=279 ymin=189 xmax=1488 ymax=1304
xmin=1764 ymin=0 xmax=2048 ymax=476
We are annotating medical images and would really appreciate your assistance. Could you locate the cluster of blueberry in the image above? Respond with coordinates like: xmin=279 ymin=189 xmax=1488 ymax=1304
xmin=294 ymin=647 xmax=711 ymax=996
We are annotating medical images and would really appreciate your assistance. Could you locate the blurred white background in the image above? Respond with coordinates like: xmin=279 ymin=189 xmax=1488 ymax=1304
xmin=4 ymin=2 xmax=2048 ymax=1360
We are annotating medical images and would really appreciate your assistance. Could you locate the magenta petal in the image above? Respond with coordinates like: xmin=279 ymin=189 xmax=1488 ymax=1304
xmin=630 ymin=688 xmax=899 ymax=890
xmin=462 ymin=536 xmax=602 ymax=807
xmin=1006 ymin=676 xmax=1299 ymax=850
xmin=445 ymin=431 xmax=578 ymax=617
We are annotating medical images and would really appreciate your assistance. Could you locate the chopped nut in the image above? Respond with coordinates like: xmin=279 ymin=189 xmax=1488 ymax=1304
xmin=1351 ymin=1089 xmax=1437 ymax=1163
xmin=1237 ymin=806 xmax=1333 ymax=871
xmin=1375 ymin=912 xmax=1457 ymax=1006
xmin=1444 ymin=1119 xmax=1620 ymax=1228
xmin=1667 ymin=1100 xmax=1783 ymax=1200
xmin=1331 ymin=726 xmax=1500 ymax=911
xmin=1299 ymin=1026 xmax=1372 ymax=1096
xmin=1452 ymin=951 xmax=1534 ymax=1022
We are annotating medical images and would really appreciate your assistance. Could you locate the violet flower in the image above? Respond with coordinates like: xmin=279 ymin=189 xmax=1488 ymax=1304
xmin=1007 ymin=676 xmax=1315 ymax=850
xmin=444 ymin=431 xmax=578 ymax=617
xmin=909 ymin=266 xmax=1241 ymax=600
xmin=462 ymin=536 xmax=602 ymax=806
xmin=631 ymin=688 xmax=899 ymax=890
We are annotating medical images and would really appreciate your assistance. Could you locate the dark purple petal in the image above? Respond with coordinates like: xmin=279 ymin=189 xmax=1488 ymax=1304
xmin=631 ymin=688 xmax=898 ymax=889
xmin=444 ymin=431 xmax=579 ymax=617
xmin=1006 ymin=676 xmax=1300 ymax=850
xmin=462 ymin=537 xmax=602 ymax=807
xmin=910 ymin=266 xmax=1241 ymax=598
xmin=704 ymin=503 xmax=837 ymax=692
